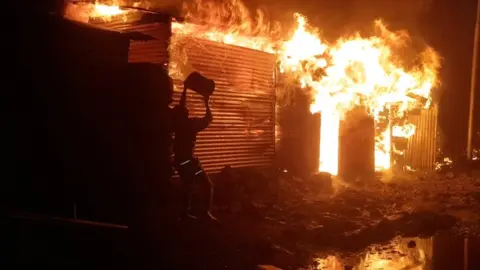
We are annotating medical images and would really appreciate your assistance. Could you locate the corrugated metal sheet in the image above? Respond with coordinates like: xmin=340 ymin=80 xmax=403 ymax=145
xmin=91 ymin=15 xmax=276 ymax=173
xmin=405 ymin=105 xmax=439 ymax=170
xmin=339 ymin=108 xmax=375 ymax=181
xmin=90 ymin=14 xmax=171 ymax=67
xmin=171 ymin=37 xmax=276 ymax=173
xmin=126 ymin=23 xmax=170 ymax=66
xmin=275 ymin=81 xmax=319 ymax=175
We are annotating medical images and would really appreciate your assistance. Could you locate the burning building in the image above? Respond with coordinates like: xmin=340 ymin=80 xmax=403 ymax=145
xmin=277 ymin=15 xmax=440 ymax=179
xmin=63 ymin=1 xmax=441 ymax=179
xmin=65 ymin=2 xmax=277 ymax=174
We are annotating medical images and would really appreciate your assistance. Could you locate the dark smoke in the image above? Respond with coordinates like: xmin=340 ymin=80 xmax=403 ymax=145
xmin=144 ymin=0 xmax=433 ymax=25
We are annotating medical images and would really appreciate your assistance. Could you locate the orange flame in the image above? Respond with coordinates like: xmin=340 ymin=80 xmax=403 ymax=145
xmin=393 ymin=123 xmax=416 ymax=138
xmin=172 ymin=0 xmax=281 ymax=53
xmin=92 ymin=3 xmax=126 ymax=18
xmin=64 ymin=1 xmax=130 ymax=23
xmin=276 ymin=15 xmax=439 ymax=174
xmin=67 ymin=1 xmax=441 ymax=175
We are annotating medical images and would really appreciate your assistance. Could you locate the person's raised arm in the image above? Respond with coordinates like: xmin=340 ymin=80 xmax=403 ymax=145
xmin=192 ymin=96 xmax=213 ymax=132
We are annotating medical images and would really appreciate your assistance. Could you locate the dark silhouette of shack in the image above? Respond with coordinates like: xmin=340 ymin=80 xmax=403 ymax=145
xmin=8 ymin=9 xmax=173 ymax=225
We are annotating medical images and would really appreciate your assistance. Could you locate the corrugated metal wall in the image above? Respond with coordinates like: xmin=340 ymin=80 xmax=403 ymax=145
xmin=91 ymin=13 xmax=171 ymax=67
xmin=339 ymin=108 xmax=375 ymax=181
xmin=275 ymin=79 xmax=320 ymax=175
xmin=171 ymin=37 xmax=276 ymax=173
xmin=92 ymin=14 xmax=276 ymax=173
xmin=405 ymin=105 xmax=439 ymax=170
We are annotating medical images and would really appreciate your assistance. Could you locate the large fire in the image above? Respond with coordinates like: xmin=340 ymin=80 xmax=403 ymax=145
xmin=278 ymin=15 xmax=439 ymax=175
xmin=65 ymin=0 xmax=440 ymax=176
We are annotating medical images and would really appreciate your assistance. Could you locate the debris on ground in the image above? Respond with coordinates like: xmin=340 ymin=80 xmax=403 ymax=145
xmin=8 ymin=165 xmax=479 ymax=269
xmin=206 ymin=166 xmax=480 ymax=268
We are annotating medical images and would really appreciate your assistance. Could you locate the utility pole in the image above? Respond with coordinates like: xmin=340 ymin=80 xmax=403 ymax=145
xmin=467 ymin=0 xmax=480 ymax=160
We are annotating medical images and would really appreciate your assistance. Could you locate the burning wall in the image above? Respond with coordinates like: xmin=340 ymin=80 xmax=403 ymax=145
xmin=277 ymin=15 xmax=440 ymax=176
xmin=404 ymin=105 xmax=439 ymax=170
xmin=275 ymin=84 xmax=320 ymax=176
xmin=64 ymin=0 xmax=441 ymax=175
xmin=77 ymin=2 xmax=276 ymax=173
xmin=168 ymin=38 xmax=276 ymax=172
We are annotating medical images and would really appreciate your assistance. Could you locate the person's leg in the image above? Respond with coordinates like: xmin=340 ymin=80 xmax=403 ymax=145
xmin=197 ymin=171 xmax=214 ymax=215
xmin=180 ymin=175 xmax=193 ymax=218
xmin=191 ymin=159 xmax=218 ymax=221
xmin=177 ymin=162 xmax=195 ymax=219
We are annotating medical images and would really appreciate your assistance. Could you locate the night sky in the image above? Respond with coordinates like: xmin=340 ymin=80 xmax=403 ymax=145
xmin=425 ymin=0 xmax=479 ymax=156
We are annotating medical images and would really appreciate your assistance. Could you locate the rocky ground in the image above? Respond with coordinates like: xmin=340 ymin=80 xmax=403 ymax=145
xmin=201 ymin=165 xmax=480 ymax=269
xmin=4 ymin=166 xmax=480 ymax=269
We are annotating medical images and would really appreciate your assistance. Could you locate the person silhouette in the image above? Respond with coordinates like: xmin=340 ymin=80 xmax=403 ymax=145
xmin=172 ymin=74 xmax=218 ymax=222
